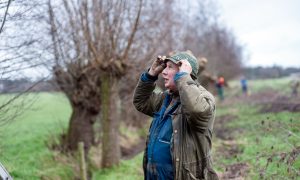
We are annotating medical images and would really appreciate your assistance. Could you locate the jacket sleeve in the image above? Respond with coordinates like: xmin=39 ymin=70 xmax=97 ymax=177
xmin=133 ymin=75 xmax=164 ymax=117
xmin=175 ymin=74 xmax=216 ymax=132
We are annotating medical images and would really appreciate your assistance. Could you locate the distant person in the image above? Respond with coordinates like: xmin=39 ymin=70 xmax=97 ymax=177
xmin=133 ymin=50 xmax=219 ymax=180
xmin=290 ymin=79 xmax=299 ymax=97
xmin=216 ymin=76 xmax=225 ymax=101
xmin=197 ymin=57 xmax=217 ymax=94
xmin=240 ymin=77 xmax=248 ymax=96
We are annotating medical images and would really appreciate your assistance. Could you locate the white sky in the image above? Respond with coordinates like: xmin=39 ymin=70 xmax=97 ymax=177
xmin=218 ymin=0 xmax=300 ymax=67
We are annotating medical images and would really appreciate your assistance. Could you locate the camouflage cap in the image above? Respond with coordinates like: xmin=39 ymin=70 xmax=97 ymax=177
xmin=166 ymin=50 xmax=199 ymax=79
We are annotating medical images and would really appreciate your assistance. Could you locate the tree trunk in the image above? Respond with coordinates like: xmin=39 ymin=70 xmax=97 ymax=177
xmin=101 ymin=73 xmax=121 ymax=168
xmin=65 ymin=105 xmax=96 ymax=154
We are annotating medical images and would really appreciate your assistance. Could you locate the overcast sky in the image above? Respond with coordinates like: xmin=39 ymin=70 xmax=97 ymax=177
xmin=218 ymin=0 xmax=300 ymax=67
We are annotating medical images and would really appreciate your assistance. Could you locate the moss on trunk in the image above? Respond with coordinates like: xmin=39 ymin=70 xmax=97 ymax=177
xmin=101 ymin=73 xmax=121 ymax=168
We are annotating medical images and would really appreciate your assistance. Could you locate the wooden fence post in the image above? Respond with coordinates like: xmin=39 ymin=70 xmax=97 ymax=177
xmin=78 ymin=142 xmax=87 ymax=180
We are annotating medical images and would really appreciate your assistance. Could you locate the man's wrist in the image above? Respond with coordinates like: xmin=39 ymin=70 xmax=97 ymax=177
xmin=141 ymin=72 xmax=158 ymax=82
xmin=174 ymin=72 xmax=188 ymax=81
xmin=146 ymin=72 xmax=158 ymax=81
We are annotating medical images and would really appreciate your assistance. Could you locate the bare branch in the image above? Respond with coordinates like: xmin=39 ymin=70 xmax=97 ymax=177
xmin=122 ymin=0 xmax=142 ymax=61
xmin=0 ymin=0 xmax=11 ymax=34
xmin=47 ymin=0 xmax=59 ymax=64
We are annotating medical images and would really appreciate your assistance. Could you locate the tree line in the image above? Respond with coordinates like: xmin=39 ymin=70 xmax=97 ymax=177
xmin=243 ymin=66 xmax=300 ymax=79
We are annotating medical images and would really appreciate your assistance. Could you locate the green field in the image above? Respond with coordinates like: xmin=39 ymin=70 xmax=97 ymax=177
xmin=0 ymin=93 xmax=73 ymax=179
xmin=0 ymin=77 xmax=299 ymax=179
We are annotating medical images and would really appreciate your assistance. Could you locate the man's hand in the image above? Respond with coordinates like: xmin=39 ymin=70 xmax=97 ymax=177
xmin=148 ymin=56 xmax=166 ymax=76
xmin=178 ymin=59 xmax=192 ymax=74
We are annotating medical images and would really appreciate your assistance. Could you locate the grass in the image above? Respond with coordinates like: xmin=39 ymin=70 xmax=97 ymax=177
xmin=0 ymin=77 xmax=299 ymax=179
xmin=0 ymin=93 xmax=73 ymax=179
xmin=92 ymin=153 xmax=143 ymax=180
xmin=227 ymin=77 xmax=292 ymax=97
xmin=213 ymin=102 xmax=300 ymax=179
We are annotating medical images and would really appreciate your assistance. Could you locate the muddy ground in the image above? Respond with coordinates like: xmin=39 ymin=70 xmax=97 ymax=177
xmin=214 ymin=90 xmax=300 ymax=179
xmin=214 ymin=114 xmax=249 ymax=179
xmin=223 ymin=89 xmax=300 ymax=113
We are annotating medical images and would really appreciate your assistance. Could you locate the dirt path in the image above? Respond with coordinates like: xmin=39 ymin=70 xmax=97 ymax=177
xmin=214 ymin=115 xmax=250 ymax=179
xmin=214 ymin=91 xmax=300 ymax=179
xmin=222 ymin=89 xmax=300 ymax=113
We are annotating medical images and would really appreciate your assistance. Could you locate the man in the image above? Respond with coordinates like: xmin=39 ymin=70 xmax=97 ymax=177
xmin=133 ymin=51 xmax=218 ymax=180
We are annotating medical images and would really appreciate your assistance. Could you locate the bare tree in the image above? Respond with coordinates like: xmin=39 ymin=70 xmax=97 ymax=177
xmin=48 ymin=0 xmax=101 ymax=156
xmin=197 ymin=23 xmax=244 ymax=79
xmin=47 ymin=0 xmax=177 ymax=168
xmin=173 ymin=0 xmax=246 ymax=80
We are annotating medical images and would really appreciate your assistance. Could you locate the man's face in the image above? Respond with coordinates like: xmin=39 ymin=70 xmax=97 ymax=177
xmin=162 ymin=61 xmax=179 ymax=91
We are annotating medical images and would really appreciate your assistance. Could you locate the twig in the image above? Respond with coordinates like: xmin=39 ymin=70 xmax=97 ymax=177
xmin=0 ymin=0 xmax=12 ymax=34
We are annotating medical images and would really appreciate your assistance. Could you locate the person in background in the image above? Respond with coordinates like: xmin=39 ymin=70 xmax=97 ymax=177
xmin=197 ymin=57 xmax=217 ymax=94
xmin=133 ymin=50 xmax=218 ymax=180
xmin=216 ymin=76 xmax=225 ymax=101
xmin=240 ymin=76 xmax=248 ymax=96
xmin=290 ymin=79 xmax=299 ymax=97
